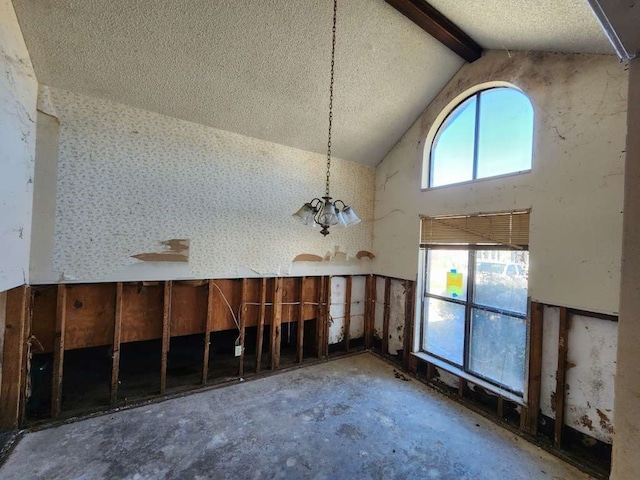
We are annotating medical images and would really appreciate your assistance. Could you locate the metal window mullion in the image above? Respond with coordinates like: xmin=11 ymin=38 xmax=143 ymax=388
xmin=472 ymin=92 xmax=481 ymax=180
xmin=463 ymin=250 xmax=475 ymax=373
xmin=468 ymin=302 xmax=528 ymax=320
xmin=423 ymin=292 xmax=467 ymax=307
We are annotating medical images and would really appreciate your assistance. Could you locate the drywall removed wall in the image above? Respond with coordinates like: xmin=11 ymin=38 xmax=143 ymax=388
xmin=328 ymin=276 xmax=366 ymax=345
xmin=373 ymin=51 xmax=627 ymax=315
xmin=540 ymin=307 xmax=617 ymax=444
xmin=0 ymin=0 xmax=38 ymax=291
xmin=31 ymin=87 xmax=375 ymax=283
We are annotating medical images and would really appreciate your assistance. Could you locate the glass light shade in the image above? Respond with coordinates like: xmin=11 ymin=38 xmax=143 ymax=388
xmin=319 ymin=200 xmax=339 ymax=226
xmin=292 ymin=203 xmax=315 ymax=225
xmin=339 ymin=205 xmax=361 ymax=226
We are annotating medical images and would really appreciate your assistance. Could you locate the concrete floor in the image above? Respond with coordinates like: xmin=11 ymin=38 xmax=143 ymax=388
xmin=0 ymin=353 xmax=591 ymax=480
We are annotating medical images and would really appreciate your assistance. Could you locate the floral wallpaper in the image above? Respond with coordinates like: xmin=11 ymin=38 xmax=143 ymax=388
xmin=43 ymin=87 xmax=374 ymax=281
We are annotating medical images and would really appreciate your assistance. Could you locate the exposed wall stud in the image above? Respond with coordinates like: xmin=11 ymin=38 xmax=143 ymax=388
xmin=51 ymin=284 xmax=67 ymax=417
xmin=160 ymin=281 xmax=172 ymax=394
xmin=110 ymin=282 xmax=123 ymax=406
xmin=256 ymin=278 xmax=267 ymax=372
xmin=297 ymin=277 xmax=306 ymax=363
xmin=239 ymin=279 xmax=248 ymax=377
xmin=382 ymin=277 xmax=391 ymax=355
xmin=365 ymin=275 xmax=376 ymax=349
xmin=316 ymin=276 xmax=326 ymax=357
xmin=324 ymin=276 xmax=331 ymax=357
xmin=270 ymin=278 xmax=283 ymax=369
xmin=0 ymin=286 xmax=31 ymax=428
xmin=458 ymin=378 xmax=468 ymax=398
xmin=521 ymin=301 xmax=544 ymax=435
xmin=426 ymin=362 xmax=435 ymax=382
xmin=343 ymin=276 xmax=352 ymax=352
xmin=554 ymin=306 xmax=570 ymax=448
xmin=202 ymin=280 xmax=214 ymax=385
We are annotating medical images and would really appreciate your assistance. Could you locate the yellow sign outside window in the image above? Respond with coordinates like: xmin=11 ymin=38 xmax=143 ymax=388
xmin=446 ymin=270 xmax=463 ymax=298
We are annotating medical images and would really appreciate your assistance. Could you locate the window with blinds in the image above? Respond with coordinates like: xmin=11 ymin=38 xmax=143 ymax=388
xmin=420 ymin=210 xmax=530 ymax=248
xmin=417 ymin=209 xmax=531 ymax=395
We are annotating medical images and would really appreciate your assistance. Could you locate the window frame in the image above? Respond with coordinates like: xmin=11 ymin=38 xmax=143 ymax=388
xmin=418 ymin=244 xmax=530 ymax=398
xmin=423 ymin=86 xmax=534 ymax=191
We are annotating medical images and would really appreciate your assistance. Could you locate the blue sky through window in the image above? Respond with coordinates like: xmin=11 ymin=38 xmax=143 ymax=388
xmin=427 ymin=87 xmax=533 ymax=188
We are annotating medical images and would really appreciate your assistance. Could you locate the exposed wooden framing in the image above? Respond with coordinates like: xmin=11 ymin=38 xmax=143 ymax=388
xmin=497 ymin=396 xmax=505 ymax=420
xmin=239 ymin=279 xmax=248 ymax=377
xmin=110 ymin=283 xmax=123 ymax=406
xmin=256 ymin=278 xmax=267 ymax=372
xmin=51 ymin=284 xmax=67 ymax=418
xmin=363 ymin=276 xmax=370 ymax=347
xmin=385 ymin=0 xmax=483 ymax=63
xmin=297 ymin=277 xmax=306 ymax=363
xmin=567 ymin=307 xmax=617 ymax=323
xmin=18 ymin=288 xmax=32 ymax=425
xmin=426 ymin=362 xmax=435 ymax=382
xmin=0 ymin=286 xmax=31 ymax=428
xmin=365 ymin=275 xmax=376 ymax=349
xmin=160 ymin=281 xmax=172 ymax=394
xmin=458 ymin=378 xmax=468 ymax=398
xmin=382 ymin=277 xmax=391 ymax=355
xmin=316 ymin=276 xmax=326 ymax=357
xmin=270 ymin=278 xmax=283 ymax=369
xmin=403 ymin=280 xmax=416 ymax=371
xmin=521 ymin=301 xmax=544 ymax=435
xmin=202 ymin=280 xmax=214 ymax=385
xmin=554 ymin=306 xmax=570 ymax=448
xmin=343 ymin=276 xmax=352 ymax=353
xmin=323 ymin=276 xmax=331 ymax=357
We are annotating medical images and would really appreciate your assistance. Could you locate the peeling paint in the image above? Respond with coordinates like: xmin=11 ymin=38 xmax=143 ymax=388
xmin=132 ymin=239 xmax=189 ymax=263
xmin=292 ymin=254 xmax=323 ymax=262
xmin=293 ymin=249 xmax=374 ymax=264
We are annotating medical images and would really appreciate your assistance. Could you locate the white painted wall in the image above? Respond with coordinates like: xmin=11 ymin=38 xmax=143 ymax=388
xmin=0 ymin=0 xmax=37 ymax=291
xmin=30 ymin=87 xmax=375 ymax=283
xmin=373 ymin=51 xmax=628 ymax=315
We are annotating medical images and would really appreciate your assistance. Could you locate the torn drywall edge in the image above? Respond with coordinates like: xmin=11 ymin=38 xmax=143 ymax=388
xmin=132 ymin=239 xmax=189 ymax=263
xmin=292 ymin=249 xmax=375 ymax=263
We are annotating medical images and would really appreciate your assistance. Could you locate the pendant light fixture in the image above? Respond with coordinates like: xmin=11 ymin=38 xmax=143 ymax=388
xmin=292 ymin=0 xmax=360 ymax=237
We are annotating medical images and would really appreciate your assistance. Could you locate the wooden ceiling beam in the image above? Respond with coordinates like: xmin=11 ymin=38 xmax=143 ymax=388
xmin=385 ymin=0 xmax=482 ymax=63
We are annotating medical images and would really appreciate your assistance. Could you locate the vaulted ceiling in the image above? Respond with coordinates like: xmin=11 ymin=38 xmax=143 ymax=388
xmin=13 ymin=0 xmax=613 ymax=166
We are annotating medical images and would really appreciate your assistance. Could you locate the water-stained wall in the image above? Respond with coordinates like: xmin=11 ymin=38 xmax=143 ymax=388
xmin=0 ymin=0 xmax=37 ymax=291
xmin=31 ymin=88 xmax=375 ymax=283
xmin=371 ymin=51 xmax=626 ymax=447
xmin=373 ymin=51 xmax=627 ymax=315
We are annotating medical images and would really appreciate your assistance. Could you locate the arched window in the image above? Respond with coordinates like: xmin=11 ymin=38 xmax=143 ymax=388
xmin=424 ymin=87 xmax=534 ymax=189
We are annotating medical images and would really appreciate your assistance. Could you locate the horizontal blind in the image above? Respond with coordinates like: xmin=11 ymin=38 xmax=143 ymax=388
xmin=420 ymin=210 xmax=530 ymax=248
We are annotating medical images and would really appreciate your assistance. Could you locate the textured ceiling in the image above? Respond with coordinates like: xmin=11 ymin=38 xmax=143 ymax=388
xmin=12 ymin=0 xmax=463 ymax=166
xmin=12 ymin=0 xmax=613 ymax=167
xmin=427 ymin=0 xmax=614 ymax=54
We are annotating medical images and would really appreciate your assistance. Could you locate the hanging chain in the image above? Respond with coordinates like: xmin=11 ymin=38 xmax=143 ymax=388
xmin=325 ymin=0 xmax=337 ymax=198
